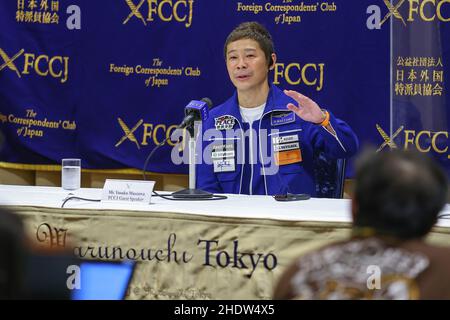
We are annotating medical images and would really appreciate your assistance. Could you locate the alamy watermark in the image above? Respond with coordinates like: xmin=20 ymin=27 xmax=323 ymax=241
xmin=170 ymin=123 xmax=283 ymax=176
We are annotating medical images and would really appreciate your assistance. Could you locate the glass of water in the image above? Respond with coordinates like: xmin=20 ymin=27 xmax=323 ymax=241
xmin=61 ymin=158 xmax=81 ymax=190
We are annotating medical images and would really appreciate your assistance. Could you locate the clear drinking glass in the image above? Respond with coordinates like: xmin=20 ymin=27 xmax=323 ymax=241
xmin=61 ymin=158 xmax=81 ymax=190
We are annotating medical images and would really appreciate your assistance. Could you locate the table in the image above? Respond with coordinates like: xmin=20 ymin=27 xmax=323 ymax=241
xmin=1 ymin=184 xmax=449 ymax=299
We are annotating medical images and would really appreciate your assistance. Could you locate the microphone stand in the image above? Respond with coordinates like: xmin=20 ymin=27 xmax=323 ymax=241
xmin=171 ymin=122 xmax=213 ymax=199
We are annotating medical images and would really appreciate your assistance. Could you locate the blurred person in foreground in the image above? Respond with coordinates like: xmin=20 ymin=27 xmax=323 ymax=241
xmin=274 ymin=150 xmax=450 ymax=299
xmin=0 ymin=208 xmax=75 ymax=299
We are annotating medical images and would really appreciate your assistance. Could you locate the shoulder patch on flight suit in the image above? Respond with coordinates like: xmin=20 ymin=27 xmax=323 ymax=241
xmin=214 ymin=115 xmax=236 ymax=130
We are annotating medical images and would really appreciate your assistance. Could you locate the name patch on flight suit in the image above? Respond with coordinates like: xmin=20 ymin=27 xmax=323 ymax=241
xmin=271 ymin=111 xmax=295 ymax=126
xmin=272 ymin=134 xmax=302 ymax=166
xmin=212 ymin=143 xmax=236 ymax=173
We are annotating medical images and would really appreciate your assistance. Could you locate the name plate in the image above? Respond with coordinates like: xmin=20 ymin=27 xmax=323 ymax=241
xmin=101 ymin=179 xmax=155 ymax=204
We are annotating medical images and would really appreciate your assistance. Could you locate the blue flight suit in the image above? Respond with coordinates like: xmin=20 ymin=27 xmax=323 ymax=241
xmin=196 ymin=85 xmax=359 ymax=196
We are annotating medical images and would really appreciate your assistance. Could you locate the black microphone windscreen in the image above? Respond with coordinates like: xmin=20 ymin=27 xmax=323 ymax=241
xmin=201 ymin=97 xmax=213 ymax=109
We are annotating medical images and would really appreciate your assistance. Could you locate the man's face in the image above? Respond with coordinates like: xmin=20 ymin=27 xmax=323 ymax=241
xmin=226 ymin=38 xmax=269 ymax=93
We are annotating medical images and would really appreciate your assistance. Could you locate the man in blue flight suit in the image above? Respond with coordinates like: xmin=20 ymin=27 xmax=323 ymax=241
xmin=196 ymin=21 xmax=358 ymax=196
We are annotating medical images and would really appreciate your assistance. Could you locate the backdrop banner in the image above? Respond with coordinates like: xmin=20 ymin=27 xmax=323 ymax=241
xmin=391 ymin=1 xmax=450 ymax=173
xmin=0 ymin=1 xmax=448 ymax=175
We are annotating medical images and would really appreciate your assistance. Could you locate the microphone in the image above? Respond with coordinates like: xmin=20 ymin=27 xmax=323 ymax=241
xmin=178 ymin=98 xmax=213 ymax=129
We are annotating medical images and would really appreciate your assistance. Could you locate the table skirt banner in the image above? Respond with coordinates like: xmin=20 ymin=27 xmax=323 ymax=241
xmin=8 ymin=205 xmax=450 ymax=299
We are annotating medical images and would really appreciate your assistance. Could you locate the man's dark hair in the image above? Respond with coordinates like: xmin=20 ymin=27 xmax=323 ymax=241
xmin=224 ymin=21 xmax=275 ymax=67
xmin=353 ymin=150 xmax=448 ymax=239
